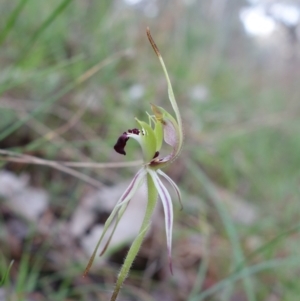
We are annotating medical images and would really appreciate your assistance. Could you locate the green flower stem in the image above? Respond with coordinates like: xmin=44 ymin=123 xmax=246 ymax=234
xmin=110 ymin=172 xmax=158 ymax=301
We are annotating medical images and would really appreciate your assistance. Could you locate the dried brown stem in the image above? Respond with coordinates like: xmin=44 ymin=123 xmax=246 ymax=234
xmin=146 ymin=27 xmax=161 ymax=57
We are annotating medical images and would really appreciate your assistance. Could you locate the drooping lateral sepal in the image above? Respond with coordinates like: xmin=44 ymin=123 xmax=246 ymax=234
xmin=147 ymin=168 xmax=174 ymax=274
xmin=157 ymin=169 xmax=182 ymax=210
xmin=83 ymin=168 xmax=146 ymax=276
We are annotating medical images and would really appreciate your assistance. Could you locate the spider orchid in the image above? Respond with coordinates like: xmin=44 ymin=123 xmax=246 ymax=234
xmin=84 ymin=28 xmax=183 ymax=301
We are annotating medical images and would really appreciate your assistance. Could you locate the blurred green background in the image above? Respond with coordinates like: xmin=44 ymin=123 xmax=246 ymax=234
xmin=1 ymin=0 xmax=300 ymax=300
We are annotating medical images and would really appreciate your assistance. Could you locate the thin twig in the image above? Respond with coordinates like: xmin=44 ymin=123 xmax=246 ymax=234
xmin=0 ymin=149 xmax=141 ymax=188
xmin=62 ymin=160 xmax=142 ymax=168
xmin=0 ymin=150 xmax=103 ymax=189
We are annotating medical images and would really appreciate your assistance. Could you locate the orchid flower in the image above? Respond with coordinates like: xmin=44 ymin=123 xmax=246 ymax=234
xmin=84 ymin=28 xmax=183 ymax=301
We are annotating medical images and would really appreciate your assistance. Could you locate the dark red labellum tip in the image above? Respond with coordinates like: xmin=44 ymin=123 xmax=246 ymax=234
xmin=114 ymin=133 xmax=129 ymax=155
xmin=114 ymin=128 xmax=140 ymax=156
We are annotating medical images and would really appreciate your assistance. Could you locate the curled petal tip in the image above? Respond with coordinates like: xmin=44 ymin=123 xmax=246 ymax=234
xmin=169 ymin=255 xmax=173 ymax=275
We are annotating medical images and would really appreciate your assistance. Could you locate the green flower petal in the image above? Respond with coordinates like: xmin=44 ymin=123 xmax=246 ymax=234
xmin=151 ymin=104 xmax=164 ymax=151
xmin=135 ymin=118 xmax=157 ymax=162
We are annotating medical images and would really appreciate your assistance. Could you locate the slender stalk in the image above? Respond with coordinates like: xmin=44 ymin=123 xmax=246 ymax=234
xmin=110 ymin=172 xmax=158 ymax=301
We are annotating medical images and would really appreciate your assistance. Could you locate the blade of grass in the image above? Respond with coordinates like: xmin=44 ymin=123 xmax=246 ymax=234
xmin=14 ymin=234 xmax=47 ymax=294
xmin=232 ymin=222 xmax=300 ymax=275
xmin=0 ymin=260 xmax=14 ymax=286
xmin=0 ymin=54 xmax=85 ymax=95
xmin=187 ymin=159 xmax=256 ymax=301
xmin=0 ymin=49 xmax=130 ymax=142
xmin=0 ymin=0 xmax=30 ymax=46
xmin=0 ymin=81 xmax=75 ymax=141
xmin=17 ymin=0 xmax=74 ymax=65
xmin=15 ymin=253 xmax=31 ymax=293
xmin=187 ymin=248 xmax=210 ymax=300
xmin=190 ymin=256 xmax=300 ymax=301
